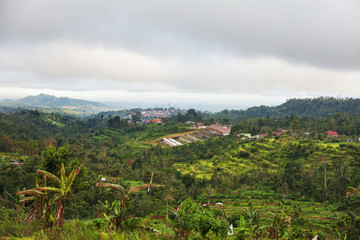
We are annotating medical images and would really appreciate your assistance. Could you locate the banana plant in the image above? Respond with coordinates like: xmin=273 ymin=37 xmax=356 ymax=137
xmin=98 ymin=199 xmax=123 ymax=230
xmin=17 ymin=163 xmax=83 ymax=228
xmin=96 ymin=173 xmax=164 ymax=230
xmin=167 ymin=198 xmax=228 ymax=240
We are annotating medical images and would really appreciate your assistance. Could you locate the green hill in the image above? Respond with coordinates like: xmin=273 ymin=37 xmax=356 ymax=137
xmin=214 ymin=97 xmax=360 ymax=122
xmin=19 ymin=93 xmax=107 ymax=108
xmin=1 ymin=94 xmax=112 ymax=116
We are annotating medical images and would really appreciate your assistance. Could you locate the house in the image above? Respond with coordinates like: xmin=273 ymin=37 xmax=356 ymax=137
xmin=258 ymin=133 xmax=267 ymax=138
xmin=152 ymin=119 xmax=163 ymax=124
xmin=206 ymin=123 xmax=231 ymax=135
xmin=197 ymin=122 xmax=205 ymax=128
xmin=274 ymin=131 xmax=284 ymax=136
xmin=326 ymin=130 xmax=338 ymax=137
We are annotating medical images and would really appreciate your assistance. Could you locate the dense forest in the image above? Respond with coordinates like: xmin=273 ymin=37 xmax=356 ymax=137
xmin=1 ymin=98 xmax=360 ymax=239
xmin=210 ymin=97 xmax=360 ymax=123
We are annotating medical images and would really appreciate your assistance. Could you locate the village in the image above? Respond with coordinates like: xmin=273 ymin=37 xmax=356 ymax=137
xmin=154 ymin=120 xmax=357 ymax=147
xmin=121 ymin=108 xmax=181 ymax=121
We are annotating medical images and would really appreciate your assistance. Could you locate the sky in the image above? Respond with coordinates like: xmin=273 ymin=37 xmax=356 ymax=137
xmin=1 ymin=0 xmax=360 ymax=111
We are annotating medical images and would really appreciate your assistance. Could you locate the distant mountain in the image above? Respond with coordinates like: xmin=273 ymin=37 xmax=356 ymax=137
xmin=0 ymin=94 xmax=112 ymax=116
xmin=17 ymin=94 xmax=107 ymax=108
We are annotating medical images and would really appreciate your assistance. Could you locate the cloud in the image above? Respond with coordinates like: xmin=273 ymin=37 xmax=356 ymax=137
xmin=0 ymin=86 xmax=294 ymax=111
xmin=2 ymin=0 xmax=360 ymax=69
xmin=1 ymin=41 xmax=360 ymax=97
xmin=1 ymin=0 xmax=360 ymax=109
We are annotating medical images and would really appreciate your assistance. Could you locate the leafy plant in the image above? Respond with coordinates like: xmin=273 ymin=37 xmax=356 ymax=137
xmin=166 ymin=198 xmax=228 ymax=240
xmin=17 ymin=163 xmax=82 ymax=228
xmin=235 ymin=215 xmax=253 ymax=240
xmin=96 ymin=174 xmax=164 ymax=231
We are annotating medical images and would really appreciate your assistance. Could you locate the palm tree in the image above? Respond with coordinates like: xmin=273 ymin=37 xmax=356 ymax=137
xmin=17 ymin=163 xmax=82 ymax=228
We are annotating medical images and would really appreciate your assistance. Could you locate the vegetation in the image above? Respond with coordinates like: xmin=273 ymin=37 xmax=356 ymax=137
xmin=2 ymin=97 xmax=360 ymax=239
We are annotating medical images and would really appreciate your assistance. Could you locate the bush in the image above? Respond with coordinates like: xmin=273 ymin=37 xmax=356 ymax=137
xmin=122 ymin=217 xmax=143 ymax=231
xmin=336 ymin=204 xmax=348 ymax=211
xmin=228 ymin=214 xmax=241 ymax=228
xmin=316 ymin=231 xmax=327 ymax=240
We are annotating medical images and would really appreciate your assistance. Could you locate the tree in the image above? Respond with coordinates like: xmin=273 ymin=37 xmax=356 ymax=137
xmin=0 ymin=134 xmax=13 ymax=152
xmin=42 ymin=146 xmax=71 ymax=174
xmin=185 ymin=109 xmax=198 ymax=121
xmin=280 ymin=181 xmax=290 ymax=200
xmin=131 ymin=112 xmax=142 ymax=123
xmin=290 ymin=115 xmax=300 ymax=134
xmin=175 ymin=113 xmax=186 ymax=123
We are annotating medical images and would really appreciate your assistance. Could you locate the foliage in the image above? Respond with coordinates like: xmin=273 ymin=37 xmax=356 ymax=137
xmin=96 ymin=177 xmax=164 ymax=231
xmin=2 ymin=99 xmax=360 ymax=238
xmin=167 ymin=198 xmax=228 ymax=239
xmin=16 ymin=162 xmax=82 ymax=229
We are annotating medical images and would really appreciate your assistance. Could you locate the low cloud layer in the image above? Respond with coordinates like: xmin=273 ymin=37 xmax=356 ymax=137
xmin=1 ymin=0 xmax=360 ymax=109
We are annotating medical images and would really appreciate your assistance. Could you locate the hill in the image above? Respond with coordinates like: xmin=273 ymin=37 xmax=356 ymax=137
xmin=19 ymin=94 xmax=107 ymax=108
xmin=2 ymin=107 xmax=360 ymax=238
xmin=0 ymin=94 xmax=112 ymax=116
xmin=213 ymin=97 xmax=360 ymax=122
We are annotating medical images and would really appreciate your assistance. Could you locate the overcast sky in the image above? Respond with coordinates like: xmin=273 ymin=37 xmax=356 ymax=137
xmin=1 ymin=0 xmax=360 ymax=111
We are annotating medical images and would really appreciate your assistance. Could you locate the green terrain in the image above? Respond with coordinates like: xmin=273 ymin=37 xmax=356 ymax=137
xmin=1 ymin=98 xmax=360 ymax=239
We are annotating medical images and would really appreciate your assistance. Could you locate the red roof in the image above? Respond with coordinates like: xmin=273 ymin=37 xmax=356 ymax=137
xmin=326 ymin=130 xmax=338 ymax=136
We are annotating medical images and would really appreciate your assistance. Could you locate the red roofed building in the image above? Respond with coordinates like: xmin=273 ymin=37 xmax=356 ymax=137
xmin=206 ymin=123 xmax=231 ymax=135
xmin=152 ymin=119 xmax=163 ymax=124
xmin=326 ymin=130 xmax=338 ymax=137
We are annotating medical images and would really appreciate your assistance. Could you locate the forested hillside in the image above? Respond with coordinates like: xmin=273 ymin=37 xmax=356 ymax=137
xmin=212 ymin=97 xmax=360 ymax=123
xmin=1 ymin=103 xmax=360 ymax=239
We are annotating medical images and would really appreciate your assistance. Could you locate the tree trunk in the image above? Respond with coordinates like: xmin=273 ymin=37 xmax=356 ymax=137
xmin=324 ymin=162 xmax=327 ymax=201
xmin=55 ymin=198 xmax=65 ymax=227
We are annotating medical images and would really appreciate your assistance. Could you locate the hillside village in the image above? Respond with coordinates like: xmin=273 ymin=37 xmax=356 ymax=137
xmin=158 ymin=120 xmax=358 ymax=147
xmin=121 ymin=108 xmax=179 ymax=121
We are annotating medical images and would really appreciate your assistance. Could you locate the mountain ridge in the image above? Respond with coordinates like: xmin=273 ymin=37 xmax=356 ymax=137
xmin=211 ymin=97 xmax=360 ymax=123
xmin=0 ymin=93 xmax=112 ymax=116
xmin=18 ymin=93 xmax=108 ymax=108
